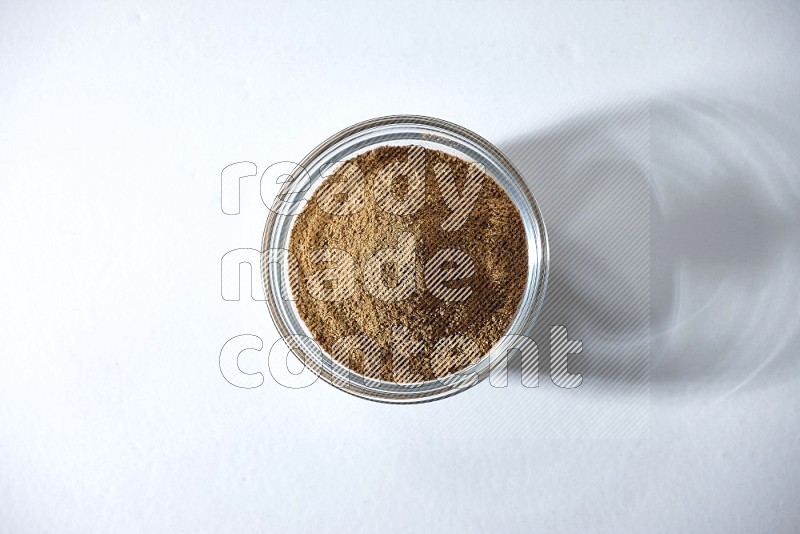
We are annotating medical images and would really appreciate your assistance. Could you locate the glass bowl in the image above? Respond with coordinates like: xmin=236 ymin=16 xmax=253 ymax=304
xmin=261 ymin=115 xmax=548 ymax=403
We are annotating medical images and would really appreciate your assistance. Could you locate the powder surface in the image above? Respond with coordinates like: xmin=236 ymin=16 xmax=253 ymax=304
xmin=288 ymin=145 xmax=527 ymax=382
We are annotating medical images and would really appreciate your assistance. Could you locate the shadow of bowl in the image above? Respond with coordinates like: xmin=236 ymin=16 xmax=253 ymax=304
xmin=500 ymin=96 xmax=800 ymax=394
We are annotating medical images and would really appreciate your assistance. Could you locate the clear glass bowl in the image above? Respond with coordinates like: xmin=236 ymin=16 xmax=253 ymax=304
xmin=261 ymin=115 xmax=548 ymax=403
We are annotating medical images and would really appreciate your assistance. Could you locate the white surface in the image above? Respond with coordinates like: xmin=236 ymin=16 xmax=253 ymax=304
xmin=2 ymin=1 xmax=800 ymax=532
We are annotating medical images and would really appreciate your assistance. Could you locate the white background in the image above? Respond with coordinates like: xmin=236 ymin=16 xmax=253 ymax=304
xmin=2 ymin=1 xmax=800 ymax=532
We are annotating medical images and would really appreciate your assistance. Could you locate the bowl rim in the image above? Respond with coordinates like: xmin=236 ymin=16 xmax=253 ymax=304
xmin=261 ymin=114 xmax=549 ymax=403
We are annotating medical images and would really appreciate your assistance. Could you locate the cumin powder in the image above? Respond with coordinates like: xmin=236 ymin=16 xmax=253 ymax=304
xmin=288 ymin=145 xmax=527 ymax=383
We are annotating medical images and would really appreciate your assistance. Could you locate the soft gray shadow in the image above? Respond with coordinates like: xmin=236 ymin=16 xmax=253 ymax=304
xmin=500 ymin=97 xmax=800 ymax=393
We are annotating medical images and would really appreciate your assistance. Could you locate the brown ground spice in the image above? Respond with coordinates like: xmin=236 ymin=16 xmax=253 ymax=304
xmin=288 ymin=145 xmax=527 ymax=382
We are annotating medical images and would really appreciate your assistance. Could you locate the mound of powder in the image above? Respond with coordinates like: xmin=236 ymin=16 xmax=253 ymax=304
xmin=288 ymin=145 xmax=527 ymax=382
